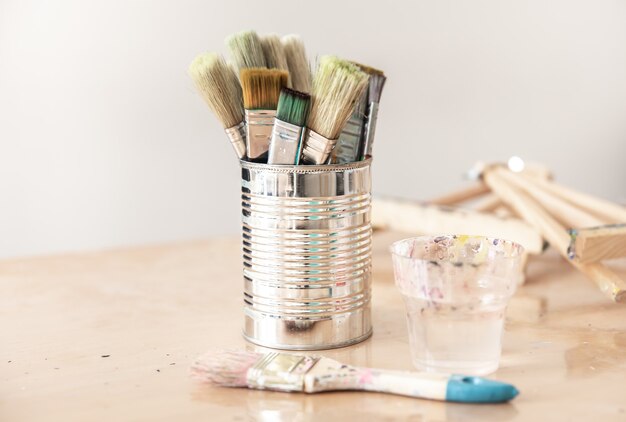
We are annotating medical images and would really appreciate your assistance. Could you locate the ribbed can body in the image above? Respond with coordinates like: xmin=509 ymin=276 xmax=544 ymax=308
xmin=241 ymin=159 xmax=373 ymax=350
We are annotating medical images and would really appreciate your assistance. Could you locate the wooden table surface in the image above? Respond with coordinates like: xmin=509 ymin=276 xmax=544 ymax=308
xmin=2 ymin=231 xmax=626 ymax=421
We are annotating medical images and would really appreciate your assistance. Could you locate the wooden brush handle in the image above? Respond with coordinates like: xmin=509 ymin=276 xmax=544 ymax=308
xmin=305 ymin=358 xmax=449 ymax=399
xmin=306 ymin=361 xmax=517 ymax=403
xmin=484 ymin=167 xmax=626 ymax=303
xmin=357 ymin=368 xmax=450 ymax=399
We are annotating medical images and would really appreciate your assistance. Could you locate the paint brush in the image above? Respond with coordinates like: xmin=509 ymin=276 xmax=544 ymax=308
xmin=301 ymin=56 xmax=368 ymax=165
xmin=241 ymin=68 xmax=289 ymax=162
xmin=357 ymin=64 xmax=386 ymax=160
xmin=333 ymin=84 xmax=368 ymax=163
xmin=192 ymin=350 xmax=519 ymax=403
xmin=226 ymin=30 xmax=267 ymax=73
xmin=281 ymin=35 xmax=311 ymax=93
xmin=189 ymin=52 xmax=246 ymax=159
xmin=267 ymin=88 xmax=311 ymax=165
xmin=260 ymin=34 xmax=290 ymax=86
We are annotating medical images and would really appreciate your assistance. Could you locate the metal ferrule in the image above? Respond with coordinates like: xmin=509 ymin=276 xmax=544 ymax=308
xmin=361 ymin=102 xmax=380 ymax=160
xmin=334 ymin=111 xmax=366 ymax=164
xmin=246 ymin=352 xmax=319 ymax=392
xmin=300 ymin=129 xmax=337 ymax=165
xmin=224 ymin=121 xmax=247 ymax=159
xmin=267 ymin=119 xmax=304 ymax=165
xmin=245 ymin=109 xmax=276 ymax=161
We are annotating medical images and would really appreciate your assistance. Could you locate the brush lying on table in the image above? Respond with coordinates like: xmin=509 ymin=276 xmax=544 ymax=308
xmin=190 ymin=30 xmax=386 ymax=165
xmin=191 ymin=350 xmax=519 ymax=403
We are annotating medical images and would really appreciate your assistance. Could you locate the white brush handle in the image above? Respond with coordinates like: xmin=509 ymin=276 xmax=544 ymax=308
xmin=356 ymin=368 xmax=449 ymax=399
xmin=304 ymin=357 xmax=448 ymax=400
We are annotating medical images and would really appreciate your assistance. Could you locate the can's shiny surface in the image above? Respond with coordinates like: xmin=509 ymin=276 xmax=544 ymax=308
xmin=241 ymin=159 xmax=373 ymax=350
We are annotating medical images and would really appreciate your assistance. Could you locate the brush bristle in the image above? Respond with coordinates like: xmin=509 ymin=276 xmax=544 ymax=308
xmin=261 ymin=34 xmax=289 ymax=74
xmin=189 ymin=52 xmax=243 ymax=128
xmin=240 ymin=68 xmax=289 ymax=109
xmin=281 ymin=35 xmax=311 ymax=93
xmin=352 ymin=62 xmax=387 ymax=103
xmin=307 ymin=56 xmax=368 ymax=139
xmin=352 ymin=62 xmax=385 ymax=77
xmin=191 ymin=350 xmax=262 ymax=387
xmin=276 ymin=88 xmax=311 ymax=126
xmin=226 ymin=30 xmax=267 ymax=71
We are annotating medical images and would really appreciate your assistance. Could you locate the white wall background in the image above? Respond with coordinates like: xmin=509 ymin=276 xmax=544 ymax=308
xmin=1 ymin=0 xmax=625 ymax=258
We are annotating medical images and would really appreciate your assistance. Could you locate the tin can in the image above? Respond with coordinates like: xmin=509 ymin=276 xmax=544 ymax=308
xmin=241 ymin=159 xmax=373 ymax=350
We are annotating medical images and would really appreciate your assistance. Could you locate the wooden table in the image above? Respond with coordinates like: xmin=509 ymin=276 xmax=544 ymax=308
xmin=2 ymin=232 xmax=626 ymax=421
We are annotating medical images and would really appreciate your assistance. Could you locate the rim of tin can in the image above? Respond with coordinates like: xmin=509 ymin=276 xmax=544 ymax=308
xmin=240 ymin=158 xmax=372 ymax=173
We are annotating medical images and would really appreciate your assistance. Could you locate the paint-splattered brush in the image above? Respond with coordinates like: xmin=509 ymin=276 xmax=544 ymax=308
xmin=191 ymin=350 xmax=520 ymax=403
xmin=301 ymin=56 xmax=368 ymax=165
xmin=189 ymin=52 xmax=246 ymax=159
xmin=281 ymin=35 xmax=311 ymax=93
xmin=260 ymin=34 xmax=290 ymax=86
xmin=356 ymin=63 xmax=386 ymax=160
xmin=241 ymin=68 xmax=289 ymax=162
xmin=268 ymin=88 xmax=311 ymax=165
xmin=226 ymin=30 xmax=267 ymax=72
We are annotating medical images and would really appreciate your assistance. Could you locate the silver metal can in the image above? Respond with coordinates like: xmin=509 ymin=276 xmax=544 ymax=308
xmin=241 ymin=159 xmax=373 ymax=350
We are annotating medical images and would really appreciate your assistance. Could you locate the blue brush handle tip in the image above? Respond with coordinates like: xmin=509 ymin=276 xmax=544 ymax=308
xmin=446 ymin=375 xmax=519 ymax=403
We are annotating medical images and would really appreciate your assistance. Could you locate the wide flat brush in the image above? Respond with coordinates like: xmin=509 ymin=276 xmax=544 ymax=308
xmin=281 ymin=35 xmax=311 ymax=93
xmin=192 ymin=350 xmax=519 ymax=403
xmin=301 ymin=56 xmax=368 ymax=164
xmin=189 ymin=52 xmax=246 ymax=159
xmin=260 ymin=34 xmax=290 ymax=86
xmin=267 ymin=88 xmax=310 ymax=164
xmin=333 ymin=80 xmax=369 ymax=163
xmin=241 ymin=68 xmax=289 ymax=162
xmin=227 ymin=30 xmax=267 ymax=72
xmin=357 ymin=63 xmax=386 ymax=160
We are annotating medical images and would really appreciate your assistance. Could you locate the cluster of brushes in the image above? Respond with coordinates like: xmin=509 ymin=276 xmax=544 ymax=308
xmin=189 ymin=30 xmax=387 ymax=165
